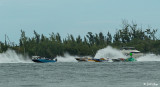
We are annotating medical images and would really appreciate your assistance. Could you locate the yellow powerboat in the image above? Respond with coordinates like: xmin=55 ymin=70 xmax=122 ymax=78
xmin=75 ymin=58 xmax=108 ymax=62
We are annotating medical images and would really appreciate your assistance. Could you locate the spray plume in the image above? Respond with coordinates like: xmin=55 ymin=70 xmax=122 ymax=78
xmin=0 ymin=49 xmax=33 ymax=63
xmin=94 ymin=46 xmax=126 ymax=59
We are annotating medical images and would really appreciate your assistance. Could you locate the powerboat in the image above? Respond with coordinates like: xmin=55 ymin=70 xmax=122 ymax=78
xmin=112 ymin=48 xmax=140 ymax=62
xmin=32 ymin=56 xmax=57 ymax=63
xmin=112 ymin=57 xmax=136 ymax=62
xmin=75 ymin=57 xmax=109 ymax=62
xmin=75 ymin=57 xmax=88 ymax=62
xmin=120 ymin=47 xmax=143 ymax=58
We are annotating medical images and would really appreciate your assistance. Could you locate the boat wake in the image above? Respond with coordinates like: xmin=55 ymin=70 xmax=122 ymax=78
xmin=0 ymin=49 xmax=33 ymax=63
xmin=137 ymin=54 xmax=160 ymax=61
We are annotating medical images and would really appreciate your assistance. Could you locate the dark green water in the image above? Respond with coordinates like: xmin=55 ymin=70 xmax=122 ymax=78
xmin=0 ymin=62 xmax=160 ymax=87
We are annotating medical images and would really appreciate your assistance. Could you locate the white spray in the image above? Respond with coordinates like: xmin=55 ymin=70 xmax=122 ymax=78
xmin=94 ymin=46 xmax=126 ymax=59
xmin=137 ymin=54 xmax=160 ymax=61
xmin=94 ymin=46 xmax=160 ymax=62
xmin=56 ymin=53 xmax=78 ymax=62
xmin=56 ymin=46 xmax=126 ymax=62
xmin=1 ymin=47 xmax=160 ymax=63
xmin=0 ymin=49 xmax=33 ymax=63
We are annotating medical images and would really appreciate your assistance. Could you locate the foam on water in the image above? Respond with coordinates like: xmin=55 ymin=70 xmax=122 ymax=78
xmin=94 ymin=46 xmax=126 ymax=59
xmin=137 ymin=54 xmax=160 ymax=61
xmin=0 ymin=49 xmax=33 ymax=63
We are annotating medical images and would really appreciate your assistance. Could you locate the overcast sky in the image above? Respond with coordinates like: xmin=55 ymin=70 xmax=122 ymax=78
xmin=0 ymin=0 xmax=160 ymax=44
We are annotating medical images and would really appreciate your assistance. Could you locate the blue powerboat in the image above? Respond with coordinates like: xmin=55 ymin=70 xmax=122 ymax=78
xmin=32 ymin=56 xmax=57 ymax=63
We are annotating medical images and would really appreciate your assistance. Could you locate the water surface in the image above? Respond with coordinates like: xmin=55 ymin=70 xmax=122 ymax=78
xmin=0 ymin=62 xmax=160 ymax=87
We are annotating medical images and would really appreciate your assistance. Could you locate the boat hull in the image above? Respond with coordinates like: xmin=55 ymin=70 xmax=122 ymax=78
xmin=75 ymin=58 xmax=108 ymax=62
xmin=112 ymin=58 xmax=136 ymax=62
xmin=32 ymin=59 xmax=57 ymax=63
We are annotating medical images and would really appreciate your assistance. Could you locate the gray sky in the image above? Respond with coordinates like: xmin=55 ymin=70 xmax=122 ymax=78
xmin=0 ymin=0 xmax=160 ymax=44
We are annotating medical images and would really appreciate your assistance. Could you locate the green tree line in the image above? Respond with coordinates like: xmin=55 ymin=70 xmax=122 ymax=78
xmin=0 ymin=22 xmax=159 ymax=58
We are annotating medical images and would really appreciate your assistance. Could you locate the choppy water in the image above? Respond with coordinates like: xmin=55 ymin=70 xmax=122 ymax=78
xmin=0 ymin=62 xmax=160 ymax=87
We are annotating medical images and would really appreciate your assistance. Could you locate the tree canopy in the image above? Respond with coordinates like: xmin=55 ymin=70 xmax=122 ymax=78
xmin=0 ymin=22 xmax=159 ymax=58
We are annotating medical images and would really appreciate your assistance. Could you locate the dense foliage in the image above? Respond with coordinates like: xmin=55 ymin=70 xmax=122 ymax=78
xmin=0 ymin=22 xmax=159 ymax=58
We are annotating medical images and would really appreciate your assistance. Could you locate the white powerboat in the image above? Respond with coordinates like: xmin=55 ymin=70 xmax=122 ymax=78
xmin=120 ymin=47 xmax=143 ymax=58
